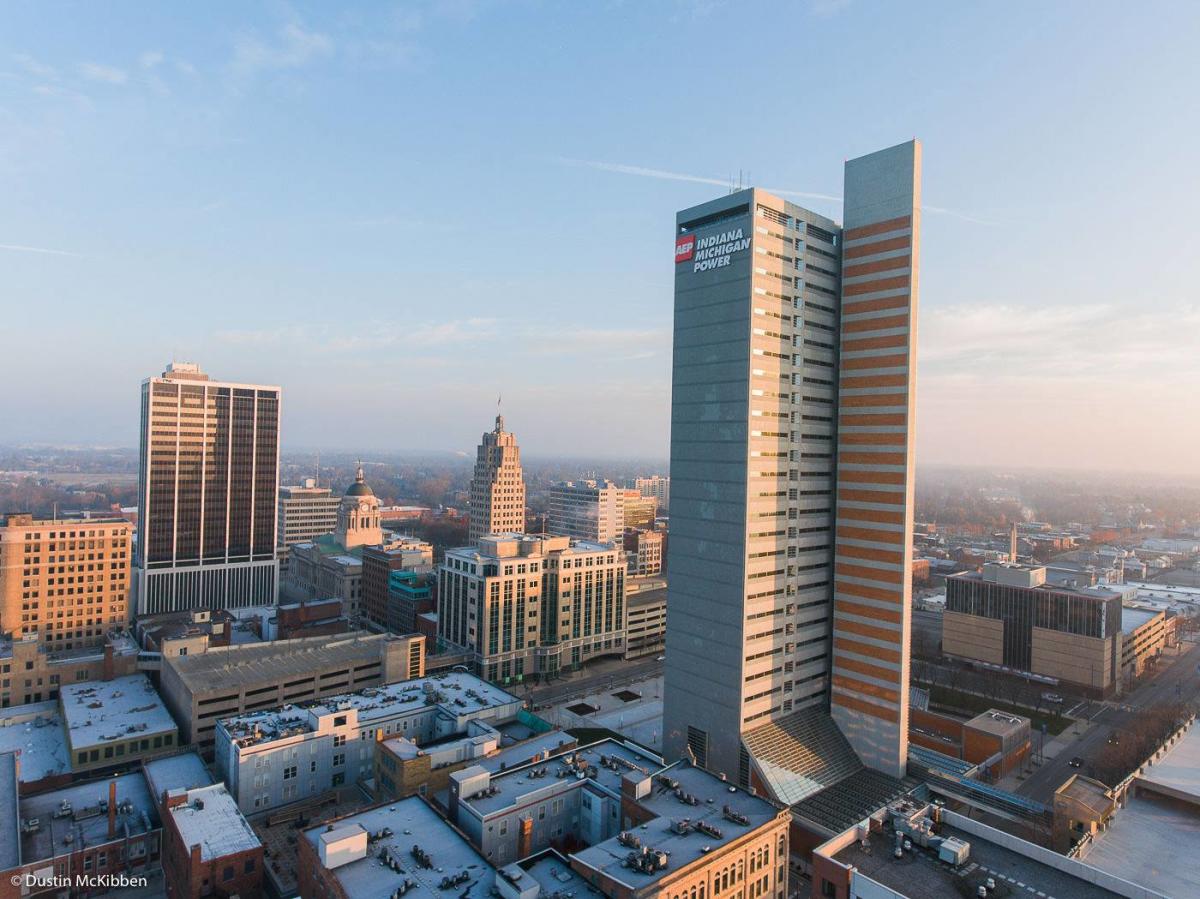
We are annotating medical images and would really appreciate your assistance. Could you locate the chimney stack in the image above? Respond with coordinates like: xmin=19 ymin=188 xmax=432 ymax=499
xmin=107 ymin=780 xmax=118 ymax=839
xmin=1010 ymin=522 xmax=1018 ymax=562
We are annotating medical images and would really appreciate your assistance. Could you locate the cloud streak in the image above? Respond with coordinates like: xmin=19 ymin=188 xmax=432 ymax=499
xmin=920 ymin=302 xmax=1200 ymax=380
xmin=0 ymin=242 xmax=86 ymax=258
xmin=556 ymin=157 xmax=842 ymax=203
xmin=558 ymin=157 xmax=999 ymax=224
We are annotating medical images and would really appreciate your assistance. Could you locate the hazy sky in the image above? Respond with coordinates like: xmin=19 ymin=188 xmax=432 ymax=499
xmin=2 ymin=2 xmax=1198 ymax=474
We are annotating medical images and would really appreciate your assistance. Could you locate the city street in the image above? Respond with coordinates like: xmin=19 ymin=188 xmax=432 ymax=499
xmin=523 ymin=655 xmax=664 ymax=710
xmin=1014 ymin=639 xmax=1200 ymax=802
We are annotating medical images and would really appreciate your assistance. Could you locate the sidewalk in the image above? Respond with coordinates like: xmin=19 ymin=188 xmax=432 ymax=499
xmin=995 ymin=717 xmax=1097 ymax=792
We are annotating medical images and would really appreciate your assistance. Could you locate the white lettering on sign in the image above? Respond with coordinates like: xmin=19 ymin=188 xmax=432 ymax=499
xmin=690 ymin=227 xmax=750 ymax=272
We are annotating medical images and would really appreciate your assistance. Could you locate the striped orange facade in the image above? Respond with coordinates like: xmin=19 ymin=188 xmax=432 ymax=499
xmin=829 ymin=140 xmax=921 ymax=779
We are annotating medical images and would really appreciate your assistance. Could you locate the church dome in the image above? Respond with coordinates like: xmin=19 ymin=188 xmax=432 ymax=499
xmin=345 ymin=463 xmax=374 ymax=497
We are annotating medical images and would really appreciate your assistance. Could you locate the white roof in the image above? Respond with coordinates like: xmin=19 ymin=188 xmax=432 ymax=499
xmin=221 ymin=671 xmax=520 ymax=747
xmin=0 ymin=702 xmax=69 ymax=783
xmin=304 ymin=797 xmax=495 ymax=899
xmin=144 ymin=752 xmax=214 ymax=798
xmin=170 ymin=783 xmax=261 ymax=862
xmin=60 ymin=674 xmax=177 ymax=751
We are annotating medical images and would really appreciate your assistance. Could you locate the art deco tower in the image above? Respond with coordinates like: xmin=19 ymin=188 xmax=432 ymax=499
xmin=468 ymin=415 xmax=526 ymax=542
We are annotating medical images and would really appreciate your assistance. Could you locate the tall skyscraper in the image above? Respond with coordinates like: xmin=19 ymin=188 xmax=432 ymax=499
xmin=662 ymin=141 xmax=920 ymax=788
xmin=468 ymin=415 xmax=526 ymax=543
xmin=548 ymin=480 xmax=625 ymax=545
xmin=135 ymin=362 xmax=281 ymax=616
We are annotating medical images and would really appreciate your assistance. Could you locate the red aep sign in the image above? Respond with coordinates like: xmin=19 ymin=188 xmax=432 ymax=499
xmin=675 ymin=234 xmax=695 ymax=263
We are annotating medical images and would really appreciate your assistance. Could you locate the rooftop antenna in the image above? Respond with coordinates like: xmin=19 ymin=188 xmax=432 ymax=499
xmin=315 ymin=450 xmax=320 ymax=488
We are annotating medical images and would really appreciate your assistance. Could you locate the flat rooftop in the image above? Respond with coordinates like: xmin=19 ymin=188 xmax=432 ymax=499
xmin=965 ymin=709 xmax=1030 ymax=738
xmin=303 ymin=797 xmax=495 ymax=899
xmin=0 ymin=701 xmax=69 ymax=784
xmin=500 ymin=851 xmax=588 ymax=896
xmin=221 ymin=671 xmax=520 ymax=748
xmin=956 ymin=569 xmax=1123 ymax=601
xmin=144 ymin=751 xmax=214 ymax=799
xmin=60 ymin=674 xmax=176 ymax=751
xmin=835 ymin=823 xmax=1122 ymax=899
xmin=461 ymin=740 xmax=660 ymax=818
xmin=1084 ymin=790 xmax=1200 ymax=898
xmin=167 ymin=632 xmax=388 ymax=694
xmin=572 ymin=761 xmax=785 ymax=890
xmin=1120 ymin=606 xmax=1160 ymax=635
xmin=169 ymin=783 xmax=261 ymax=862
xmin=21 ymin=771 xmax=160 ymax=863
xmin=0 ymin=632 xmax=140 ymax=664
xmin=476 ymin=730 xmax=577 ymax=774
xmin=627 ymin=586 xmax=667 ymax=608
xmin=1132 ymin=719 xmax=1200 ymax=802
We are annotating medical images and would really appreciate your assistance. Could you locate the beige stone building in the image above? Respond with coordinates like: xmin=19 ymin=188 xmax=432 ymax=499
xmin=469 ymin=415 xmax=526 ymax=543
xmin=1 ymin=632 xmax=140 ymax=708
xmin=0 ymin=514 xmax=131 ymax=652
xmin=439 ymin=533 xmax=626 ymax=683
xmin=625 ymin=528 xmax=664 ymax=577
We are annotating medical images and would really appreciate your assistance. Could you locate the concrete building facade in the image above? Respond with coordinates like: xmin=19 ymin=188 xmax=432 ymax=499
xmin=662 ymin=141 xmax=921 ymax=787
xmin=277 ymin=480 xmax=340 ymax=567
xmin=624 ymin=581 xmax=667 ymax=659
xmin=548 ymin=481 xmax=625 ymax=545
xmin=945 ymin=563 xmax=1170 ymax=694
xmin=159 ymin=632 xmax=424 ymax=758
xmin=632 ymin=476 xmax=670 ymax=512
xmin=136 ymin=362 xmax=281 ymax=615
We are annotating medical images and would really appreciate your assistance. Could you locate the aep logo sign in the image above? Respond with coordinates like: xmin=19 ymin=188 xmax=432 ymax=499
xmin=674 ymin=234 xmax=695 ymax=264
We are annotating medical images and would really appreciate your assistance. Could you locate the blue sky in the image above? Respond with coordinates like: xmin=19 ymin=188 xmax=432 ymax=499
xmin=2 ymin=1 xmax=1198 ymax=473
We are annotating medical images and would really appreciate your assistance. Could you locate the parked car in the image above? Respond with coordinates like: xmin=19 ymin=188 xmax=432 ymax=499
xmin=1042 ymin=692 xmax=1064 ymax=704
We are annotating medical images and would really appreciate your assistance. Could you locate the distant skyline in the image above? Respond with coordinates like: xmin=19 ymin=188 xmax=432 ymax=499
xmin=2 ymin=3 xmax=1198 ymax=475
